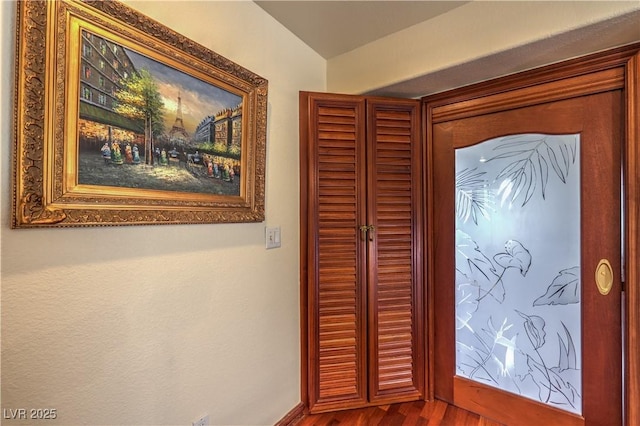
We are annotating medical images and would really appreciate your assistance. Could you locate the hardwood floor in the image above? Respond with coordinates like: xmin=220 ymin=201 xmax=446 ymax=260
xmin=295 ymin=400 xmax=504 ymax=426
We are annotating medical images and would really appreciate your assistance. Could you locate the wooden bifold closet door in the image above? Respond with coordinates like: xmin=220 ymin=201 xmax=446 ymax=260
xmin=300 ymin=91 xmax=424 ymax=414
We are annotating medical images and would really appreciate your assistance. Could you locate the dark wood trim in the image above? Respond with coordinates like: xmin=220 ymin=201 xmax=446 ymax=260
xmin=423 ymin=42 xmax=640 ymax=112
xmin=423 ymin=102 xmax=436 ymax=403
xmin=299 ymin=92 xmax=310 ymax=409
xmin=624 ymin=50 xmax=640 ymax=426
xmin=431 ymin=67 xmax=624 ymax=123
xmin=274 ymin=402 xmax=305 ymax=426
xmin=453 ymin=377 xmax=583 ymax=426
xmin=429 ymin=122 xmax=455 ymax=404
xmin=412 ymin=101 xmax=427 ymax=404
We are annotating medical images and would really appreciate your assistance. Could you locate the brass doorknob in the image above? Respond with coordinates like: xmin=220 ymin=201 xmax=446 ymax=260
xmin=595 ymin=259 xmax=613 ymax=295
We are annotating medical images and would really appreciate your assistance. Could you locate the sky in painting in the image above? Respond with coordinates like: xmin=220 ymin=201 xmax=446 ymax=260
xmin=125 ymin=48 xmax=242 ymax=134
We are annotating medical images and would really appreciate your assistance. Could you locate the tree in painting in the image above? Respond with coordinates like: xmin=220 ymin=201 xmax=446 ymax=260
xmin=113 ymin=68 xmax=165 ymax=165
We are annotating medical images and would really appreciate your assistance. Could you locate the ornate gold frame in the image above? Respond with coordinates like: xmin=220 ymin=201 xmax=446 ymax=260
xmin=12 ymin=0 xmax=268 ymax=227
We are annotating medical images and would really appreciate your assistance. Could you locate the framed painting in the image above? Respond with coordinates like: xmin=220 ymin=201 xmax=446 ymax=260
xmin=12 ymin=0 xmax=268 ymax=227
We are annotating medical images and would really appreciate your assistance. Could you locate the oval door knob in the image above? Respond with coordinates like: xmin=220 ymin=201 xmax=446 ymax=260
xmin=595 ymin=259 xmax=614 ymax=295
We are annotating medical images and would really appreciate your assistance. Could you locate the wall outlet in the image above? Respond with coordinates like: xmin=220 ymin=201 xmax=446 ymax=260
xmin=192 ymin=414 xmax=209 ymax=426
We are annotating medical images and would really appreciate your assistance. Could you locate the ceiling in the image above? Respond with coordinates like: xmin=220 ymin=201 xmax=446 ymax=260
xmin=254 ymin=1 xmax=470 ymax=59
xmin=254 ymin=1 xmax=640 ymax=97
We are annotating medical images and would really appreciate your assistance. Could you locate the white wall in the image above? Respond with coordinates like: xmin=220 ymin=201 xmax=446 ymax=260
xmin=0 ymin=1 xmax=325 ymax=425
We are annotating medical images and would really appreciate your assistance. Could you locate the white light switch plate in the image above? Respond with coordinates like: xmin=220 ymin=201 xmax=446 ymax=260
xmin=266 ymin=226 xmax=281 ymax=249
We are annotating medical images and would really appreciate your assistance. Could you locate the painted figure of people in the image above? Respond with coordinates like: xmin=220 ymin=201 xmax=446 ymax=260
xmin=206 ymin=156 xmax=213 ymax=177
xmin=160 ymin=148 xmax=168 ymax=166
xmin=124 ymin=143 xmax=133 ymax=164
xmin=132 ymin=144 xmax=141 ymax=164
xmin=111 ymin=142 xmax=123 ymax=165
xmin=223 ymin=163 xmax=231 ymax=182
xmin=100 ymin=143 xmax=111 ymax=165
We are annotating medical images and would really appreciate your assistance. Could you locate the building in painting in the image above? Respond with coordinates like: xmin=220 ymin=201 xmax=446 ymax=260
xmin=78 ymin=30 xmax=144 ymax=151
xmin=230 ymin=104 xmax=242 ymax=155
xmin=194 ymin=115 xmax=215 ymax=144
xmin=214 ymin=108 xmax=234 ymax=151
xmin=194 ymin=104 xmax=242 ymax=155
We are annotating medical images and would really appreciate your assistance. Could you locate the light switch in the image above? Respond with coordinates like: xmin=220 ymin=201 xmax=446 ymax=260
xmin=266 ymin=226 xmax=281 ymax=249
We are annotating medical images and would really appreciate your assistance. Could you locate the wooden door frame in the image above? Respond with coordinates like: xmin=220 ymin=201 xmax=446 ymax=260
xmin=422 ymin=43 xmax=640 ymax=425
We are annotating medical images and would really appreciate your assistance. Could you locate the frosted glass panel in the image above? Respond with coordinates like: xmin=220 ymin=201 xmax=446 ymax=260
xmin=455 ymin=134 xmax=581 ymax=414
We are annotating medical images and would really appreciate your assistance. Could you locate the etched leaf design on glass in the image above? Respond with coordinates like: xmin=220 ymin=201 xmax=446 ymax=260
xmin=525 ymin=321 xmax=580 ymax=408
xmin=533 ymin=267 xmax=580 ymax=306
xmin=455 ymin=230 xmax=500 ymax=301
xmin=455 ymin=132 xmax=582 ymax=413
xmin=556 ymin=323 xmax=577 ymax=372
xmin=518 ymin=310 xmax=553 ymax=403
xmin=487 ymin=134 xmax=577 ymax=207
xmin=462 ymin=316 xmax=517 ymax=385
xmin=493 ymin=240 xmax=532 ymax=276
xmin=547 ymin=368 xmax=580 ymax=408
xmin=526 ymin=355 xmax=551 ymax=401
xmin=550 ymin=324 xmax=581 ymax=408
xmin=485 ymin=317 xmax=518 ymax=380
xmin=456 ymin=168 xmax=491 ymax=224
xmin=456 ymin=270 xmax=479 ymax=331
xmin=477 ymin=240 xmax=531 ymax=302
xmin=517 ymin=310 xmax=546 ymax=350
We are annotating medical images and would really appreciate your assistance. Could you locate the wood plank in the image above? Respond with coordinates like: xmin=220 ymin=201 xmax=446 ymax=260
xmin=296 ymin=400 xmax=502 ymax=426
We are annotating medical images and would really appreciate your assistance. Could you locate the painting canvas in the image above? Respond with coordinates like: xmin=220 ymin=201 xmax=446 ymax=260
xmin=12 ymin=0 xmax=267 ymax=227
xmin=78 ymin=30 xmax=244 ymax=196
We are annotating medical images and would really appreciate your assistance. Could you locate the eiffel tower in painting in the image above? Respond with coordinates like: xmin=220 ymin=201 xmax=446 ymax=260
xmin=169 ymin=92 xmax=190 ymax=144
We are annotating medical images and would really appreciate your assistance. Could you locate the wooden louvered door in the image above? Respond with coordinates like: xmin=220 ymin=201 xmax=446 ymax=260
xmin=366 ymin=99 xmax=424 ymax=405
xmin=300 ymin=92 xmax=424 ymax=414
xmin=302 ymin=92 xmax=368 ymax=413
